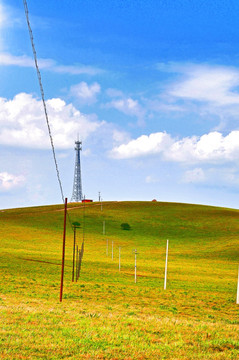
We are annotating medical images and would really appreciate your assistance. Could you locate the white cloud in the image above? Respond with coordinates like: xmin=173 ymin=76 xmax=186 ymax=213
xmin=0 ymin=52 xmax=103 ymax=75
xmin=53 ymin=64 xmax=103 ymax=76
xmin=111 ymin=132 xmax=171 ymax=159
xmin=105 ymin=97 xmax=145 ymax=119
xmin=82 ymin=148 xmax=91 ymax=157
xmin=217 ymin=167 xmax=239 ymax=186
xmin=0 ymin=93 xmax=104 ymax=149
xmin=182 ymin=168 xmax=205 ymax=183
xmin=145 ymin=175 xmax=159 ymax=184
xmin=0 ymin=53 xmax=54 ymax=68
xmin=112 ymin=129 xmax=130 ymax=144
xmin=152 ymin=62 xmax=239 ymax=127
xmin=0 ymin=4 xmax=8 ymax=51
xmin=146 ymin=99 xmax=185 ymax=113
xmin=111 ymin=130 xmax=239 ymax=164
xmin=0 ymin=3 xmax=30 ymax=30
xmin=167 ymin=131 xmax=239 ymax=163
xmin=70 ymin=82 xmax=101 ymax=104
xmin=0 ymin=4 xmax=7 ymax=28
xmin=167 ymin=63 xmax=239 ymax=106
xmin=0 ymin=172 xmax=25 ymax=191
xmin=182 ymin=166 xmax=239 ymax=188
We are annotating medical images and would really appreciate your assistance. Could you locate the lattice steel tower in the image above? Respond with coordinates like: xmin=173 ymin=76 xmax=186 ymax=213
xmin=71 ymin=140 xmax=83 ymax=202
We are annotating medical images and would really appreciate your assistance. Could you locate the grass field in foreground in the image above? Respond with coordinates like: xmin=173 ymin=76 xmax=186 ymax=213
xmin=0 ymin=201 xmax=239 ymax=359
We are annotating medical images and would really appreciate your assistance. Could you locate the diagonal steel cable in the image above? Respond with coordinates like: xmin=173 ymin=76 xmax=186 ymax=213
xmin=23 ymin=0 xmax=73 ymax=230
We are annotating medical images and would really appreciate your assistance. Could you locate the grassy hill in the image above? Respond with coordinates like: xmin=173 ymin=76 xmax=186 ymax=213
xmin=0 ymin=201 xmax=239 ymax=359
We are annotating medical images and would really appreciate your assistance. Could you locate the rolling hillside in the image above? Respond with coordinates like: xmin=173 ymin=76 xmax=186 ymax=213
xmin=0 ymin=201 xmax=238 ymax=359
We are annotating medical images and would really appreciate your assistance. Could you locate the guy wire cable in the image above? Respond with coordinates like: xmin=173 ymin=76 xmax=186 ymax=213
xmin=23 ymin=0 xmax=74 ymax=231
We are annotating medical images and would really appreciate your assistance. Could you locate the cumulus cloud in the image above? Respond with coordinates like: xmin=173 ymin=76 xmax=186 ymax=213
xmin=111 ymin=130 xmax=239 ymax=164
xmin=0 ymin=172 xmax=25 ymax=191
xmin=70 ymin=82 xmax=101 ymax=104
xmin=0 ymin=52 xmax=103 ymax=75
xmin=0 ymin=93 xmax=104 ymax=149
xmin=111 ymin=132 xmax=172 ymax=159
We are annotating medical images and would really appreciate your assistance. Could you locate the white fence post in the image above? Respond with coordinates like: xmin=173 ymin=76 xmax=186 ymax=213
xmin=237 ymin=265 xmax=239 ymax=304
xmin=164 ymin=239 xmax=169 ymax=290
xmin=134 ymin=249 xmax=138 ymax=283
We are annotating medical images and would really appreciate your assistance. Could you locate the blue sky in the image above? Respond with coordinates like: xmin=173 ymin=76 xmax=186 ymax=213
xmin=1 ymin=0 xmax=239 ymax=209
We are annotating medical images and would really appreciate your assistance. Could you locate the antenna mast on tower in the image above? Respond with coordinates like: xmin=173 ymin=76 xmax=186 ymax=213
xmin=71 ymin=139 xmax=83 ymax=202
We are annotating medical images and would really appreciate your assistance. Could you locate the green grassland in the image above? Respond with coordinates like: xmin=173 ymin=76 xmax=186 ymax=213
xmin=0 ymin=201 xmax=239 ymax=359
